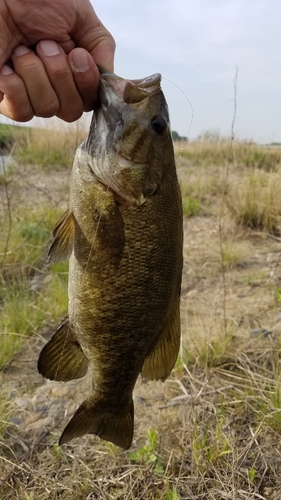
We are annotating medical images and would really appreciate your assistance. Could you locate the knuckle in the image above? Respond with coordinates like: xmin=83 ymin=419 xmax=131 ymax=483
xmin=35 ymin=99 xmax=60 ymax=118
xmin=57 ymin=106 xmax=83 ymax=123
xmin=52 ymin=67 xmax=71 ymax=82
xmin=9 ymin=106 xmax=34 ymax=122
xmin=16 ymin=111 xmax=34 ymax=122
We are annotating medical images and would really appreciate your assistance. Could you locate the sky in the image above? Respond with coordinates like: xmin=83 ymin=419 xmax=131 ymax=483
xmin=1 ymin=0 xmax=280 ymax=143
xmin=92 ymin=0 xmax=281 ymax=143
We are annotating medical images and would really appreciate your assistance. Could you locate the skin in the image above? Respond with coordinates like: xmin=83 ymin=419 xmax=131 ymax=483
xmin=0 ymin=0 xmax=115 ymax=121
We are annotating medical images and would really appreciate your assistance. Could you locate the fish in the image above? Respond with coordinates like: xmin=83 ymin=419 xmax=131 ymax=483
xmin=37 ymin=69 xmax=183 ymax=450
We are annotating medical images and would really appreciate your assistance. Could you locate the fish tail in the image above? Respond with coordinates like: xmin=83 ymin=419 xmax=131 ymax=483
xmin=59 ymin=397 xmax=134 ymax=450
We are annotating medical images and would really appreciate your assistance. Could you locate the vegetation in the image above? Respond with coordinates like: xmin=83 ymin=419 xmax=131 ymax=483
xmin=1 ymin=126 xmax=281 ymax=498
xmin=0 ymin=124 xmax=29 ymax=152
xmin=13 ymin=121 xmax=87 ymax=168
xmin=175 ymin=133 xmax=281 ymax=171
xmin=171 ymin=130 xmax=187 ymax=142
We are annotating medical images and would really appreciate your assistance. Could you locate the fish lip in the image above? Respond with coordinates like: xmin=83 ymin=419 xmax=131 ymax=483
xmin=98 ymin=67 xmax=161 ymax=88
xmin=99 ymin=69 xmax=161 ymax=103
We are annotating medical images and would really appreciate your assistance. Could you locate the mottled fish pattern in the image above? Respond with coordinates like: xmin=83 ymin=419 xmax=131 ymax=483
xmin=38 ymin=70 xmax=183 ymax=450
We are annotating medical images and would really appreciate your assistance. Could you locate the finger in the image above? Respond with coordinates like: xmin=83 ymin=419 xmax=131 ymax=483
xmin=0 ymin=64 xmax=34 ymax=121
xmin=11 ymin=45 xmax=59 ymax=118
xmin=89 ymin=36 xmax=116 ymax=73
xmin=36 ymin=40 xmax=84 ymax=122
xmin=0 ymin=6 xmax=26 ymax=68
xmin=72 ymin=6 xmax=115 ymax=72
xmin=68 ymin=47 xmax=100 ymax=112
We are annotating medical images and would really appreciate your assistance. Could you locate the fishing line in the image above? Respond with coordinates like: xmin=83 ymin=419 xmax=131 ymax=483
xmin=162 ymin=77 xmax=193 ymax=363
xmin=162 ymin=77 xmax=194 ymax=169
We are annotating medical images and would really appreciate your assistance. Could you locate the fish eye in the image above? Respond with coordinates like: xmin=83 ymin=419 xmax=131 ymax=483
xmin=151 ymin=115 xmax=167 ymax=134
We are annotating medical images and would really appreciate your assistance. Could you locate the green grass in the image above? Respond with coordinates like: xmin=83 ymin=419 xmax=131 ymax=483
xmin=0 ymin=123 xmax=29 ymax=152
xmin=0 ymin=189 xmax=69 ymax=370
xmin=0 ymin=267 xmax=68 ymax=369
xmin=182 ymin=196 xmax=201 ymax=217
xmin=2 ymin=130 xmax=281 ymax=498
xmin=165 ymin=490 xmax=180 ymax=500
xmin=128 ymin=428 xmax=164 ymax=475
xmin=0 ymin=205 xmax=62 ymax=271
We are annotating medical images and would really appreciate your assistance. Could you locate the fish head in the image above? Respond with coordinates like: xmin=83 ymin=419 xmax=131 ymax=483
xmin=83 ymin=70 xmax=174 ymax=205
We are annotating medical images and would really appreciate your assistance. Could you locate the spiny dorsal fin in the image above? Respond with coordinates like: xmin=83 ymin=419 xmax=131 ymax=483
xmin=141 ymin=300 xmax=181 ymax=382
xmin=48 ymin=210 xmax=75 ymax=262
xmin=38 ymin=317 xmax=89 ymax=381
xmin=59 ymin=397 xmax=134 ymax=450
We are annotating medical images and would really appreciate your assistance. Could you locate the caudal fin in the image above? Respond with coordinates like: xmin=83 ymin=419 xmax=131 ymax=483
xmin=59 ymin=397 xmax=134 ymax=450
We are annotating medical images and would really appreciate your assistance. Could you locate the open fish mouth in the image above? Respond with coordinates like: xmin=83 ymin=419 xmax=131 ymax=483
xmin=99 ymin=68 xmax=162 ymax=103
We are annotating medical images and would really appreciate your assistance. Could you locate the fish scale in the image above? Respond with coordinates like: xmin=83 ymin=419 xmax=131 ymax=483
xmin=37 ymin=69 xmax=183 ymax=450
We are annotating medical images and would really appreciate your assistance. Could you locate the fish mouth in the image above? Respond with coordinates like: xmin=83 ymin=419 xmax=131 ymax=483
xmin=99 ymin=68 xmax=161 ymax=104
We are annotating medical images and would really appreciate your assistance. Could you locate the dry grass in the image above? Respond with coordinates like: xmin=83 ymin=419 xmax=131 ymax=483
xmin=13 ymin=118 xmax=89 ymax=169
xmin=225 ymin=169 xmax=281 ymax=235
xmin=1 ymin=130 xmax=281 ymax=498
xmin=175 ymin=137 xmax=281 ymax=171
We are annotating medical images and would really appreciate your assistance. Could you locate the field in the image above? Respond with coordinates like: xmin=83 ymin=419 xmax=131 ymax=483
xmin=1 ymin=125 xmax=281 ymax=499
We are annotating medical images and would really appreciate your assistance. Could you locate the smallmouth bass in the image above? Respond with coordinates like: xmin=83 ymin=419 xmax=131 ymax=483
xmin=38 ymin=70 xmax=183 ymax=450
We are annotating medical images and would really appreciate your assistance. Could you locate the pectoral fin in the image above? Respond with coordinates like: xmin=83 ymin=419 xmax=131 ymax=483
xmin=38 ymin=317 xmax=89 ymax=381
xmin=141 ymin=300 xmax=181 ymax=382
xmin=48 ymin=210 xmax=75 ymax=262
xmin=59 ymin=397 xmax=134 ymax=450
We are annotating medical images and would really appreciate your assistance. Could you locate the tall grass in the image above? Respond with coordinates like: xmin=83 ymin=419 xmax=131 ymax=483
xmin=179 ymin=137 xmax=281 ymax=233
xmin=2 ymin=127 xmax=281 ymax=498
xmin=0 ymin=123 xmax=74 ymax=371
xmin=225 ymin=169 xmax=281 ymax=234
xmin=175 ymin=137 xmax=281 ymax=171
xmin=13 ymin=119 xmax=88 ymax=168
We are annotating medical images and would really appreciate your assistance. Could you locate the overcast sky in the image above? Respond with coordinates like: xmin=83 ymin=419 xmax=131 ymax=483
xmin=93 ymin=0 xmax=281 ymax=143
xmin=0 ymin=1 xmax=279 ymax=143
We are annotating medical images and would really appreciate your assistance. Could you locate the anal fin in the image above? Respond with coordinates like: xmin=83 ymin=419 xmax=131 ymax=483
xmin=48 ymin=209 xmax=75 ymax=262
xmin=38 ymin=317 xmax=89 ymax=381
xmin=141 ymin=300 xmax=181 ymax=382
xmin=59 ymin=397 xmax=134 ymax=450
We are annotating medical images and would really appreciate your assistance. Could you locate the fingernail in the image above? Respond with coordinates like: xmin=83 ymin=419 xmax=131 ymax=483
xmin=39 ymin=40 xmax=60 ymax=57
xmin=70 ymin=49 xmax=90 ymax=73
xmin=14 ymin=45 xmax=30 ymax=57
xmin=0 ymin=65 xmax=14 ymax=75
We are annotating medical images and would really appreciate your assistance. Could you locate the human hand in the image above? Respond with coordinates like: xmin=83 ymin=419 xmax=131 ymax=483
xmin=0 ymin=0 xmax=115 ymax=122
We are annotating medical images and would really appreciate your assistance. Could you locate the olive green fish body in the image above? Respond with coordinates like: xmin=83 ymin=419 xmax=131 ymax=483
xmin=38 ymin=71 xmax=183 ymax=449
